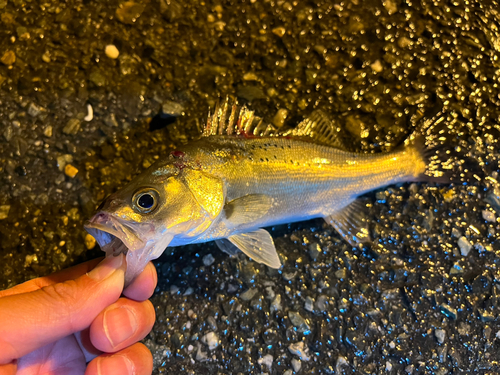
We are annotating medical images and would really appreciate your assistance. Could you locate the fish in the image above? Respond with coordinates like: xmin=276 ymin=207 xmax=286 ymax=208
xmin=85 ymin=98 xmax=447 ymax=284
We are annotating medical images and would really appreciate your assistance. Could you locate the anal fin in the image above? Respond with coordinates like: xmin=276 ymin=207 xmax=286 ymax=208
xmin=324 ymin=199 xmax=371 ymax=247
xmin=215 ymin=229 xmax=281 ymax=269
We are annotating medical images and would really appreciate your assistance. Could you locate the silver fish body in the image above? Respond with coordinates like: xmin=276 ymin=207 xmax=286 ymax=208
xmin=85 ymin=102 xmax=434 ymax=284
xmin=168 ymin=135 xmax=425 ymax=245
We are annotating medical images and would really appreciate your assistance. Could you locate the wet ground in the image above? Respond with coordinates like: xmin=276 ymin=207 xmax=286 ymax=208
xmin=1 ymin=0 xmax=500 ymax=373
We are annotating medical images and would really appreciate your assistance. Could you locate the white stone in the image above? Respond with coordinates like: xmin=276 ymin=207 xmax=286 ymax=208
xmin=105 ymin=44 xmax=119 ymax=59
xmin=288 ymin=341 xmax=310 ymax=361
xmin=458 ymin=237 xmax=472 ymax=256
xmin=201 ymin=331 xmax=219 ymax=350
xmin=482 ymin=209 xmax=496 ymax=223
xmin=257 ymin=354 xmax=273 ymax=370
xmin=435 ymin=328 xmax=445 ymax=344
xmin=291 ymin=358 xmax=301 ymax=372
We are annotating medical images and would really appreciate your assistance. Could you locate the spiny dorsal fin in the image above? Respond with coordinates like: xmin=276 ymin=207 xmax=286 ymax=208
xmin=203 ymin=97 xmax=278 ymax=137
xmin=284 ymin=110 xmax=350 ymax=150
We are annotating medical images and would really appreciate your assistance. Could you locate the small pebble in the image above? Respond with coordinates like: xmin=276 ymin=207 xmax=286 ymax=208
xmin=291 ymin=358 xmax=301 ymax=372
xmin=435 ymin=328 xmax=445 ymax=344
xmin=0 ymin=205 xmax=11 ymax=220
xmin=384 ymin=0 xmax=399 ymax=14
xmin=201 ymin=332 xmax=219 ymax=350
xmin=63 ymin=118 xmax=81 ymax=135
xmin=304 ymin=296 xmax=314 ymax=312
xmin=385 ymin=361 xmax=393 ymax=371
xmin=315 ymin=295 xmax=328 ymax=312
xmin=451 ymin=228 xmax=462 ymax=238
xmin=283 ymin=271 xmax=297 ymax=281
xmin=308 ymin=242 xmax=321 ymax=260
xmin=240 ymin=288 xmax=258 ymax=301
xmin=64 ymin=164 xmax=78 ymax=178
xmin=289 ymin=311 xmax=311 ymax=333
xmin=272 ymin=26 xmax=286 ymax=37
xmin=243 ymin=72 xmax=259 ymax=81
xmin=203 ymin=253 xmax=215 ymax=266
xmin=335 ymin=268 xmax=347 ymax=279
xmin=270 ymin=294 xmax=282 ymax=312
xmin=105 ymin=44 xmax=120 ymax=59
xmin=161 ymin=101 xmax=185 ymax=117
xmin=43 ymin=125 xmax=53 ymax=137
xmin=42 ymin=50 xmax=51 ymax=63
xmin=116 ymin=1 xmax=145 ymax=24
xmin=288 ymin=341 xmax=310 ymax=361
xmin=28 ymin=103 xmax=43 ymax=117
xmin=370 ymin=59 xmax=383 ymax=72
xmin=196 ymin=343 xmax=207 ymax=361
xmin=272 ymin=108 xmax=289 ymax=128
xmin=170 ymin=285 xmax=180 ymax=294
xmin=265 ymin=286 xmax=275 ymax=299
xmin=84 ymin=234 xmax=96 ymax=250
xmin=57 ymin=154 xmax=73 ymax=171
xmin=458 ymin=237 xmax=472 ymax=256
xmin=1 ymin=50 xmax=15 ymax=65
xmin=257 ymin=354 xmax=273 ymax=370
xmin=84 ymin=104 xmax=94 ymax=121
xmin=25 ymin=254 xmax=37 ymax=266
xmin=482 ymin=209 xmax=496 ymax=223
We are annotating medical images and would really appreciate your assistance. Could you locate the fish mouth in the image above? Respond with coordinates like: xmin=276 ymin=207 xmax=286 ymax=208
xmin=84 ymin=212 xmax=149 ymax=256
xmin=84 ymin=212 xmax=174 ymax=285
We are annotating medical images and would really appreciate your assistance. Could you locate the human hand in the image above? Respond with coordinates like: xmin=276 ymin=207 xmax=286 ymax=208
xmin=0 ymin=254 xmax=157 ymax=375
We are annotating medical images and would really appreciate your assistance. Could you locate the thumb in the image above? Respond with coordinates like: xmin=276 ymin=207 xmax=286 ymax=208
xmin=0 ymin=254 xmax=126 ymax=365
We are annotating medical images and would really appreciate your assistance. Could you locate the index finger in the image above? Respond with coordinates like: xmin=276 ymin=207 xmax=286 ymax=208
xmin=0 ymin=258 xmax=103 ymax=298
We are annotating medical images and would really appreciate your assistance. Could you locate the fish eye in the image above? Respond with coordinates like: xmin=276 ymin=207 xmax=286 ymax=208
xmin=132 ymin=188 xmax=159 ymax=213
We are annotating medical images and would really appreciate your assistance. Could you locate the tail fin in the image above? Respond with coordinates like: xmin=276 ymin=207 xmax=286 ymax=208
xmin=404 ymin=113 xmax=463 ymax=184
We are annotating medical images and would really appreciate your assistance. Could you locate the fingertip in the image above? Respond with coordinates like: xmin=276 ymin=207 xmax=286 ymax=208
xmin=85 ymin=343 xmax=153 ymax=375
xmin=123 ymin=262 xmax=157 ymax=301
xmin=90 ymin=298 xmax=155 ymax=353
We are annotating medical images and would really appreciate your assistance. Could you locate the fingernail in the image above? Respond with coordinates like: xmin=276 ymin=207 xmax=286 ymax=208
xmin=97 ymin=354 xmax=134 ymax=375
xmin=103 ymin=306 xmax=138 ymax=349
xmin=88 ymin=254 xmax=125 ymax=281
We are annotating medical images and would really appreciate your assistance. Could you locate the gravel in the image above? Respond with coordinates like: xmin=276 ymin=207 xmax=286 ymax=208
xmin=1 ymin=0 xmax=500 ymax=373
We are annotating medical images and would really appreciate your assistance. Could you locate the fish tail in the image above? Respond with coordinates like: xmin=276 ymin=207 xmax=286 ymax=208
xmin=403 ymin=114 xmax=458 ymax=184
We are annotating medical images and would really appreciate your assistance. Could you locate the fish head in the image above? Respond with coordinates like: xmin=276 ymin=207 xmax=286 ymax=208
xmin=85 ymin=161 xmax=225 ymax=284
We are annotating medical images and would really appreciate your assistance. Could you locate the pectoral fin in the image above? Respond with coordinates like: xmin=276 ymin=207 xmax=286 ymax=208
xmin=216 ymin=229 xmax=281 ymax=268
xmin=215 ymin=238 xmax=240 ymax=256
xmin=324 ymin=199 xmax=371 ymax=247
xmin=224 ymin=194 xmax=273 ymax=227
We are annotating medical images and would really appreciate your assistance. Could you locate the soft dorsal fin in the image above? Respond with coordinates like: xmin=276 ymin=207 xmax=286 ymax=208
xmin=283 ymin=110 xmax=350 ymax=150
xmin=203 ymin=97 xmax=278 ymax=137
xmin=215 ymin=229 xmax=281 ymax=268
